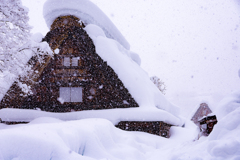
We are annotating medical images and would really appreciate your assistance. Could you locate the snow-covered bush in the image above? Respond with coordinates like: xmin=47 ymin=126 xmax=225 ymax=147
xmin=150 ymin=76 xmax=167 ymax=95
xmin=0 ymin=0 xmax=31 ymax=72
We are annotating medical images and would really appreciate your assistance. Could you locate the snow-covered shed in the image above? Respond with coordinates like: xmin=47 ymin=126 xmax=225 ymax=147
xmin=191 ymin=103 xmax=213 ymax=127
xmin=0 ymin=0 xmax=183 ymax=138
xmin=191 ymin=103 xmax=218 ymax=136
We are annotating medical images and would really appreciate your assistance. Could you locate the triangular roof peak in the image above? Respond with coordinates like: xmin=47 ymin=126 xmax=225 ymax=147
xmin=191 ymin=103 xmax=212 ymax=125
xmin=50 ymin=15 xmax=85 ymax=31
xmin=43 ymin=0 xmax=130 ymax=50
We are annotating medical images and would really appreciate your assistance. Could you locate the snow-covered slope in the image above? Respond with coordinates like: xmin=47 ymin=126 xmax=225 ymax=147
xmin=85 ymin=24 xmax=180 ymax=117
xmin=43 ymin=0 xmax=130 ymax=50
xmin=1 ymin=92 xmax=240 ymax=160
xmin=0 ymin=118 xmax=169 ymax=160
xmin=0 ymin=107 xmax=182 ymax=126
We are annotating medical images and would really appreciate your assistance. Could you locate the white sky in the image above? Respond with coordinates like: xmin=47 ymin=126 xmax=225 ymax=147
xmin=22 ymin=0 xmax=240 ymax=109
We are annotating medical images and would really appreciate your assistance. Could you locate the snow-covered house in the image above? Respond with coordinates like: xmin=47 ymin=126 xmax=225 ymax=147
xmin=0 ymin=0 xmax=183 ymax=138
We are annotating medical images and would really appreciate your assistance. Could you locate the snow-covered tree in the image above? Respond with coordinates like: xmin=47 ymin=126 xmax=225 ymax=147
xmin=150 ymin=76 xmax=166 ymax=95
xmin=0 ymin=1 xmax=53 ymax=96
xmin=0 ymin=0 xmax=31 ymax=71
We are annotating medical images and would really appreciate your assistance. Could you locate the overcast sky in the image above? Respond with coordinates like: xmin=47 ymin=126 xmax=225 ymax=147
xmin=22 ymin=0 xmax=240 ymax=108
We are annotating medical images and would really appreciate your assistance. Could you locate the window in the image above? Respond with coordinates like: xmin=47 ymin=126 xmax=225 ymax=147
xmin=63 ymin=57 xmax=70 ymax=66
xmin=63 ymin=57 xmax=80 ymax=66
xmin=72 ymin=57 xmax=79 ymax=66
xmin=59 ymin=87 xmax=83 ymax=102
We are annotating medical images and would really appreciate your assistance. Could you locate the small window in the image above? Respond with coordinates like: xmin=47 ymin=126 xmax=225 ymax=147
xmin=71 ymin=87 xmax=83 ymax=102
xmin=59 ymin=87 xmax=71 ymax=102
xmin=63 ymin=57 xmax=79 ymax=67
xmin=72 ymin=57 xmax=79 ymax=66
xmin=59 ymin=87 xmax=83 ymax=102
xmin=63 ymin=57 xmax=70 ymax=66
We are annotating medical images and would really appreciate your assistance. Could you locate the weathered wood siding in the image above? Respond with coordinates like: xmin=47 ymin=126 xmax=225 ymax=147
xmin=116 ymin=121 xmax=172 ymax=138
xmin=0 ymin=16 xmax=139 ymax=112
xmin=191 ymin=103 xmax=212 ymax=127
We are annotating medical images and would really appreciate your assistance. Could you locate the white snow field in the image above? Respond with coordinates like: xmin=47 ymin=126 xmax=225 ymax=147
xmin=0 ymin=0 xmax=240 ymax=159
xmin=0 ymin=93 xmax=240 ymax=160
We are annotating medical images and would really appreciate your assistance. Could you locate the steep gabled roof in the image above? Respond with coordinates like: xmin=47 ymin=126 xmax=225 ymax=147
xmin=43 ymin=0 xmax=130 ymax=50
xmin=84 ymin=24 xmax=180 ymax=116
xmin=42 ymin=0 xmax=181 ymax=117
xmin=191 ymin=103 xmax=212 ymax=124
xmin=0 ymin=1 xmax=183 ymax=126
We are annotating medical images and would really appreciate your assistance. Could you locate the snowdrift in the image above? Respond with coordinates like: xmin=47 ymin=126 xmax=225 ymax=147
xmin=0 ymin=118 xmax=168 ymax=160
xmin=1 ymin=92 xmax=240 ymax=160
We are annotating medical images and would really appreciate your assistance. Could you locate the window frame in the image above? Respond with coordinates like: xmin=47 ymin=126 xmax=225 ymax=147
xmin=59 ymin=87 xmax=83 ymax=103
xmin=62 ymin=56 xmax=80 ymax=67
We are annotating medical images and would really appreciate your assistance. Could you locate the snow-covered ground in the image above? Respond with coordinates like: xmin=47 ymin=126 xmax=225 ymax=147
xmin=1 ymin=91 xmax=240 ymax=160
xmin=0 ymin=0 xmax=240 ymax=159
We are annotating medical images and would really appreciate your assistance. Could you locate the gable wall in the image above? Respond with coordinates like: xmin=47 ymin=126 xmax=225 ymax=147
xmin=1 ymin=24 xmax=139 ymax=112
xmin=191 ymin=103 xmax=212 ymax=126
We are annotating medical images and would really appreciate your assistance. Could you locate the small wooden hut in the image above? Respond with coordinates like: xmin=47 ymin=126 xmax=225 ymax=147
xmin=191 ymin=103 xmax=212 ymax=127
xmin=191 ymin=103 xmax=217 ymax=136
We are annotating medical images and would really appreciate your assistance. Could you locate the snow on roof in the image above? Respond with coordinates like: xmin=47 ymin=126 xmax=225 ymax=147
xmin=84 ymin=24 xmax=181 ymax=120
xmin=0 ymin=24 xmax=182 ymax=126
xmin=43 ymin=0 xmax=130 ymax=50
xmin=0 ymin=1 xmax=182 ymax=126
xmin=0 ymin=107 xmax=182 ymax=126
xmin=42 ymin=0 xmax=182 ymax=123
xmin=189 ymin=101 xmax=212 ymax=120
xmin=0 ymin=34 xmax=52 ymax=101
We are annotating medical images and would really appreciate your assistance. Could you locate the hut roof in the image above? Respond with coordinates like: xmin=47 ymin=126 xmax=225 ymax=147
xmin=84 ymin=24 xmax=181 ymax=117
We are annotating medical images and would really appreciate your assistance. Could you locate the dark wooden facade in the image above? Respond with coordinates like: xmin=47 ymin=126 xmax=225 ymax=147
xmin=116 ymin=121 xmax=172 ymax=138
xmin=199 ymin=115 xmax=218 ymax=136
xmin=0 ymin=16 xmax=138 ymax=112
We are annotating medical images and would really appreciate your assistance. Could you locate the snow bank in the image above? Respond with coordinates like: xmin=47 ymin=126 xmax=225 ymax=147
xmin=163 ymin=91 xmax=240 ymax=160
xmin=205 ymin=91 xmax=240 ymax=159
xmin=85 ymin=24 xmax=180 ymax=117
xmin=0 ymin=107 xmax=182 ymax=126
xmin=1 ymin=92 xmax=240 ymax=160
xmin=207 ymin=107 xmax=240 ymax=159
xmin=43 ymin=0 xmax=130 ymax=50
xmin=215 ymin=91 xmax=240 ymax=120
xmin=0 ymin=118 xmax=168 ymax=160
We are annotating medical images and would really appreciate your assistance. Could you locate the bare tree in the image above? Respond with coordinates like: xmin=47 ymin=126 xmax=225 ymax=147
xmin=150 ymin=76 xmax=166 ymax=95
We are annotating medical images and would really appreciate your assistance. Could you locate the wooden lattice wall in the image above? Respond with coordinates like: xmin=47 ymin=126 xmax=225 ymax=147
xmin=0 ymin=16 xmax=138 ymax=112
